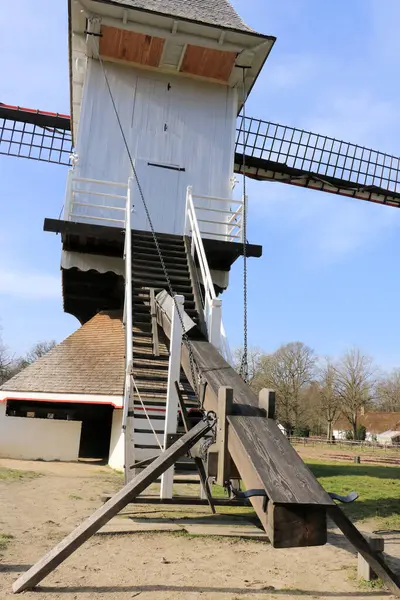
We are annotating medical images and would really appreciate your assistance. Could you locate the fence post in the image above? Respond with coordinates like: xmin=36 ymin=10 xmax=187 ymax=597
xmin=208 ymin=298 xmax=222 ymax=351
xmin=161 ymin=295 xmax=185 ymax=499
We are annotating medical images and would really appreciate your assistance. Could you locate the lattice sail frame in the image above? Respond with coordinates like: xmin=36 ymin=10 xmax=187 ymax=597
xmin=1 ymin=103 xmax=400 ymax=207
xmin=235 ymin=116 xmax=400 ymax=207
xmin=0 ymin=104 xmax=72 ymax=166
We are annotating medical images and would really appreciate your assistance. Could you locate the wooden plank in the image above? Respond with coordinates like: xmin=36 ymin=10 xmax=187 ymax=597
xmin=184 ymin=338 xmax=333 ymax=507
xmin=12 ymin=418 xmax=213 ymax=594
xmin=259 ymin=389 xmax=276 ymax=419
xmin=156 ymin=295 xmax=333 ymax=548
xmin=180 ymin=45 xmax=237 ymax=82
xmin=328 ymin=505 xmax=400 ymax=596
xmin=216 ymin=387 xmax=234 ymax=486
xmin=100 ymin=26 xmax=164 ymax=67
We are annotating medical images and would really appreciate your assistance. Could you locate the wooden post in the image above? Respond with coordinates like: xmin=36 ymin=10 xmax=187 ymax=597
xmin=358 ymin=533 xmax=385 ymax=581
xmin=259 ymin=389 xmax=276 ymax=419
xmin=12 ymin=418 xmax=214 ymax=594
xmin=216 ymin=386 xmax=234 ymax=486
xmin=160 ymin=295 xmax=184 ymax=499
xmin=208 ymin=298 xmax=222 ymax=351
xmin=328 ymin=505 xmax=400 ymax=596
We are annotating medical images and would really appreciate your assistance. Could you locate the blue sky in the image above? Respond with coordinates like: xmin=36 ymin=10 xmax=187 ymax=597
xmin=1 ymin=1 xmax=400 ymax=368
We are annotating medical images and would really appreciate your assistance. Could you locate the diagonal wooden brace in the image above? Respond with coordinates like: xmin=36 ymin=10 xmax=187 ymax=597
xmin=12 ymin=417 xmax=215 ymax=594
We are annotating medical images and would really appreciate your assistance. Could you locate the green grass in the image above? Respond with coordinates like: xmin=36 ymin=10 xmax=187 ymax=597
xmin=306 ymin=460 xmax=400 ymax=528
xmin=0 ymin=467 xmax=41 ymax=481
xmin=0 ymin=533 xmax=14 ymax=551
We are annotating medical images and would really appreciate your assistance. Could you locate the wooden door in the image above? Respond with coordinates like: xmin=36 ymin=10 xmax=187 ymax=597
xmin=131 ymin=159 xmax=186 ymax=235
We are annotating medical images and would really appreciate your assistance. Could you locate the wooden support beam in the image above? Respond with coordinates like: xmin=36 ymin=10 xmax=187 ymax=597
xmin=216 ymin=386 xmax=234 ymax=486
xmin=156 ymin=292 xmax=333 ymax=549
xmin=259 ymin=388 xmax=276 ymax=419
xmin=12 ymin=418 xmax=214 ymax=594
xmin=358 ymin=533 xmax=384 ymax=581
xmin=328 ymin=505 xmax=400 ymax=596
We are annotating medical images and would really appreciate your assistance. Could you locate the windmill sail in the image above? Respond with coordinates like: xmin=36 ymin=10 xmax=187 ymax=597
xmin=235 ymin=116 xmax=400 ymax=208
xmin=0 ymin=103 xmax=72 ymax=166
xmin=2 ymin=103 xmax=400 ymax=208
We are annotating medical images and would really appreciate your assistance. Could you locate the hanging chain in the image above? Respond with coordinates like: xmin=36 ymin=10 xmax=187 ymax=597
xmin=239 ymin=68 xmax=249 ymax=383
xmin=89 ymin=26 xmax=200 ymax=399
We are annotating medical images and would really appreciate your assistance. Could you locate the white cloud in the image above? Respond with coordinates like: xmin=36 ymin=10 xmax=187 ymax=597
xmin=248 ymin=177 xmax=399 ymax=264
xmin=262 ymin=54 xmax=317 ymax=91
xmin=0 ymin=268 xmax=60 ymax=299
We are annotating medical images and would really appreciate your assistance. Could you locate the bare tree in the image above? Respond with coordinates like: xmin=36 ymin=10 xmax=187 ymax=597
xmin=334 ymin=348 xmax=376 ymax=440
xmin=375 ymin=369 xmax=400 ymax=412
xmin=18 ymin=340 xmax=57 ymax=369
xmin=255 ymin=342 xmax=316 ymax=434
xmin=233 ymin=346 xmax=264 ymax=389
xmin=0 ymin=335 xmax=14 ymax=385
xmin=317 ymin=359 xmax=341 ymax=441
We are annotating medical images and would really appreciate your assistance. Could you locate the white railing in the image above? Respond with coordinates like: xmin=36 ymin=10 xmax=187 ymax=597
xmin=186 ymin=189 xmax=244 ymax=242
xmin=122 ymin=178 xmax=134 ymax=434
xmin=185 ymin=186 xmax=233 ymax=365
xmin=64 ymin=170 xmax=128 ymax=226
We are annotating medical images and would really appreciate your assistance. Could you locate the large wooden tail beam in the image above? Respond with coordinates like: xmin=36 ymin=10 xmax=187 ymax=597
xmin=157 ymin=293 xmax=334 ymax=549
xmin=13 ymin=417 xmax=214 ymax=594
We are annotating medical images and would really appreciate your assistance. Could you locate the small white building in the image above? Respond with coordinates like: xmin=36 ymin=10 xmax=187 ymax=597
xmin=333 ymin=412 xmax=400 ymax=445
xmin=0 ymin=312 xmax=126 ymax=469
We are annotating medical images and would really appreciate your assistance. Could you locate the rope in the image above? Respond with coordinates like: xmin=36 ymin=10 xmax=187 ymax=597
xmin=131 ymin=376 xmax=163 ymax=450
xmin=239 ymin=68 xmax=249 ymax=383
xmin=88 ymin=28 xmax=200 ymax=398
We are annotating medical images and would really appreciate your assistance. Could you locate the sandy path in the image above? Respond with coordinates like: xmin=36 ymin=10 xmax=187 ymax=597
xmin=0 ymin=458 xmax=399 ymax=600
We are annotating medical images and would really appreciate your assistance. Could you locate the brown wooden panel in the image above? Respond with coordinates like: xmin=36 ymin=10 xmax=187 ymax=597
xmin=180 ymin=45 xmax=237 ymax=82
xmin=100 ymin=25 xmax=164 ymax=67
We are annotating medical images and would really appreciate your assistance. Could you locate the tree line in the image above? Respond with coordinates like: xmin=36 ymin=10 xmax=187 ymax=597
xmin=0 ymin=332 xmax=56 ymax=386
xmin=234 ymin=343 xmax=400 ymax=441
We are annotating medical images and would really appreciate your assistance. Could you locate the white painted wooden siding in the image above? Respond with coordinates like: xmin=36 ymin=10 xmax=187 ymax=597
xmin=73 ymin=60 xmax=237 ymax=237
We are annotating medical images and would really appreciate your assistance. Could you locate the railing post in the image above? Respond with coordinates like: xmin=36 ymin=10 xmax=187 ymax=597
xmin=123 ymin=177 xmax=134 ymax=482
xmin=64 ymin=169 xmax=73 ymax=221
xmin=160 ymin=294 xmax=185 ymax=499
xmin=209 ymin=298 xmax=222 ymax=351
xmin=185 ymin=186 xmax=192 ymax=236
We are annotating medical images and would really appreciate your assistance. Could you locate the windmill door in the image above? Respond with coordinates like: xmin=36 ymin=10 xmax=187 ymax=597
xmin=131 ymin=159 xmax=186 ymax=235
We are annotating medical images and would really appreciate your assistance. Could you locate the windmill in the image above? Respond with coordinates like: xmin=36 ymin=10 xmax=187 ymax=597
xmin=1 ymin=0 xmax=400 ymax=595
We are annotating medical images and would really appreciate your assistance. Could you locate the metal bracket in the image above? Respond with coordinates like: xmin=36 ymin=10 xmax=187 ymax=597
xmin=231 ymin=488 xmax=268 ymax=512
xmin=329 ymin=491 xmax=359 ymax=504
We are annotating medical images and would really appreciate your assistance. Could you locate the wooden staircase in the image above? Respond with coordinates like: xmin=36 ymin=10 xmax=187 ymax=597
xmin=129 ymin=230 xmax=199 ymax=468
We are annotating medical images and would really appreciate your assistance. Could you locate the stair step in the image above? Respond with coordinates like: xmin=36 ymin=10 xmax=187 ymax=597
xmin=132 ymin=372 xmax=168 ymax=383
xmin=133 ymin=390 xmax=196 ymax=401
xmin=133 ymin=256 xmax=188 ymax=269
xmin=132 ymin=265 xmax=190 ymax=278
xmin=132 ymin=247 xmax=187 ymax=260
xmin=133 ymin=280 xmax=193 ymax=292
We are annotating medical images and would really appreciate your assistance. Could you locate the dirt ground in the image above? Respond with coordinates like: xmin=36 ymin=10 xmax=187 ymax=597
xmin=1 ymin=458 xmax=399 ymax=600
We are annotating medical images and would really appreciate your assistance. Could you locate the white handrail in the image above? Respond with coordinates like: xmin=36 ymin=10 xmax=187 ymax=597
xmin=185 ymin=186 xmax=233 ymax=365
xmin=122 ymin=177 xmax=133 ymax=430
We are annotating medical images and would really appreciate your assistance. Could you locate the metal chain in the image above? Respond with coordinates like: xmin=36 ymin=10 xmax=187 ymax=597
xmin=240 ymin=68 xmax=249 ymax=383
xmin=89 ymin=28 xmax=200 ymax=399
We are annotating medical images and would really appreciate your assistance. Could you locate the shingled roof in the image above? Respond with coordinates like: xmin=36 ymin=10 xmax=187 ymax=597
xmin=0 ymin=312 xmax=124 ymax=397
xmin=334 ymin=412 xmax=400 ymax=435
xmin=99 ymin=0 xmax=255 ymax=33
